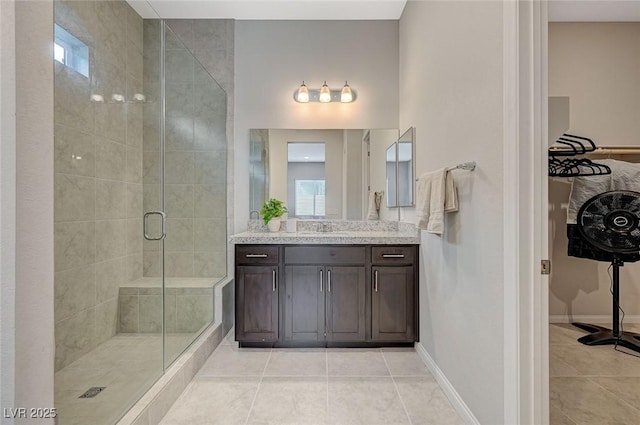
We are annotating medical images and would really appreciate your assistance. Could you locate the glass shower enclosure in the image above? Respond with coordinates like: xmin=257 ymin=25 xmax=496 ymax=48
xmin=53 ymin=2 xmax=227 ymax=424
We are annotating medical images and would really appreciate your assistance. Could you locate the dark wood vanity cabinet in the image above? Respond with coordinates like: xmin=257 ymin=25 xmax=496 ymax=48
xmin=235 ymin=244 xmax=417 ymax=347
xmin=283 ymin=246 xmax=366 ymax=343
xmin=371 ymin=246 xmax=417 ymax=342
xmin=283 ymin=265 xmax=366 ymax=342
xmin=283 ymin=266 xmax=324 ymax=342
xmin=235 ymin=246 xmax=279 ymax=342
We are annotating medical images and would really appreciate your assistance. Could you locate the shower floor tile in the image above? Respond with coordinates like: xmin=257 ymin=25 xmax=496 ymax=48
xmin=55 ymin=333 xmax=196 ymax=425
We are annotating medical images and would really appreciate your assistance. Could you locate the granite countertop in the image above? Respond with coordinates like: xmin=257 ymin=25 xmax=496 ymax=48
xmin=229 ymin=221 xmax=420 ymax=245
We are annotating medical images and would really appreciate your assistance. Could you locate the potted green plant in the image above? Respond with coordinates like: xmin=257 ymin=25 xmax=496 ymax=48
xmin=260 ymin=198 xmax=288 ymax=232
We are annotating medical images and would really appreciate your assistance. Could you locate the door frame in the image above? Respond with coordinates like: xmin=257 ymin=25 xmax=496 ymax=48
xmin=503 ymin=1 xmax=549 ymax=424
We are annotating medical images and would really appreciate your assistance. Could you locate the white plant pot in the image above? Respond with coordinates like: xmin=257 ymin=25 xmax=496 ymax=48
xmin=267 ymin=218 xmax=281 ymax=232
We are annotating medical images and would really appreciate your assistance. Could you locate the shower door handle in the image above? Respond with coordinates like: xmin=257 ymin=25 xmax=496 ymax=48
xmin=143 ymin=211 xmax=166 ymax=241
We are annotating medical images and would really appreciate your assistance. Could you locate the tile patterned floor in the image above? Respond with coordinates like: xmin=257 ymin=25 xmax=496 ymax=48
xmin=550 ymin=323 xmax=640 ymax=425
xmin=55 ymin=333 xmax=196 ymax=425
xmin=160 ymin=332 xmax=464 ymax=425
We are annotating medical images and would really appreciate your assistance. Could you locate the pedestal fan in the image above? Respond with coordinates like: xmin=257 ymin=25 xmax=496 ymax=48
xmin=573 ymin=190 xmax=640 ymax=353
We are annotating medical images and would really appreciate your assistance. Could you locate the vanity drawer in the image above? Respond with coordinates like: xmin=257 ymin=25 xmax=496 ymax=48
xmin=284 ymin=246 xmax=366 ymax=265
xmin=371 ymin=246 xmax=416 ymax=266
xmin=236 ymin=245 xmax=279 ymax=265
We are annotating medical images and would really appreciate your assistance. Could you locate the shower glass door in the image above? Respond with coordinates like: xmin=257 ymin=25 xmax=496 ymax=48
xmin=53 ymin=2 xmax=164 ymax=424
xmin=160 ymin=22 xmax=227 ymax=367
xmin=54 ymin=6 xmax=227 ymax=424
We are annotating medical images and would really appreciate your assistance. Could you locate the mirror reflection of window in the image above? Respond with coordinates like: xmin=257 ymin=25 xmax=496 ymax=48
xmin=295 ymin=180 xmax=325 ymax=218
xmin=287 ymin=142 xmax=326 ymax=218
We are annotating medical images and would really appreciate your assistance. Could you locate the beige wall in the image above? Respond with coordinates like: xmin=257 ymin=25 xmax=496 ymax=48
xmin=1 ymin=0 xmax=17 ymax=413
xmin=549 ymin=23 xmax=640 ymax=318
xmin=14 ymin=0 xmax=55 ymax=420
xmin=399 ymin=1 xmax=505 ymax=423
xmin=234 ymin=20 xmax=399 ymax=231
xmin=549 ymin=23 xmax=640 ymax=146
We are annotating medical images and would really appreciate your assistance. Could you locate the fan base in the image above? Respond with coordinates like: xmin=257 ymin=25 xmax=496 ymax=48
xmin=572 ymin=322 xmax=640 ymax=354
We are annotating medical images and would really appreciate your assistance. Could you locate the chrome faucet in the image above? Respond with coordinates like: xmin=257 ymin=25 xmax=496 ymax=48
xmin=249 ymin=210 xmax=260 ymax=220
xmin=319 ymin=222 xmax=331 ymax=233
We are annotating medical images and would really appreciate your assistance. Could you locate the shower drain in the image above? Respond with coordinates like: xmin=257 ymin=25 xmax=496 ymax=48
xmin=79 ymin=387 xmax=106 ymax=398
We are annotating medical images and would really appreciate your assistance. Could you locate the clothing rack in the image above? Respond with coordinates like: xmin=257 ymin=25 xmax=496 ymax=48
xmin=416 ymin=161 xmax=476 ymax=181
xmin=548 ymin=133 xmax=611 ymax=177
xmin=585 ymin=146 xmax=640 ymax=155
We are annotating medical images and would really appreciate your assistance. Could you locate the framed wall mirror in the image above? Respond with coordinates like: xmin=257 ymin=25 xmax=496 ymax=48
xmin=249 ymin=128 xmax=400 ymax=221
xmin=385 ymin=127 xmax=415 ymax=208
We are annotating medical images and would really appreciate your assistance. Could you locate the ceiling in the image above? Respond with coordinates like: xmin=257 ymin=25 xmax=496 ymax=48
xmin=129 ymin=0 xmax=640 ymax=21
xmin=288 ymin=142 xmax=325 ymax=163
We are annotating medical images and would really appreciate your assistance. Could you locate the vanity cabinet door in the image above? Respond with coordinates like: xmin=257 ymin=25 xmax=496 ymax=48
xmin=284 ymin=266 xmax=325 ymax=341
xmin=325 ymin=266 xmax=366 ymax=342
xmin=236 ymin=266 xmax=279 ymax=342
xmin=371 ymin=266 xmax=415 ymax=342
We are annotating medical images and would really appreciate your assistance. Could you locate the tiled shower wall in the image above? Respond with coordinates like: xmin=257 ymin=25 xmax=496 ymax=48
xmin=54 ymin=0 xmax=144 ymax=371
xmin=142 ymin=20 xmax=232 ymax=279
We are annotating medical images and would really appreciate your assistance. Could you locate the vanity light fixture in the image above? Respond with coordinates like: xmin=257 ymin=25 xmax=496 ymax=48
xmin=319 ymin=81 xmax=331 ymax=103
xmin=293 ymin=81 xmax=357 ymax=103
xmin=297 ymin=81 xmax=310 ymax=103
xmin=341 ymin=81 xmax=353 ymax=103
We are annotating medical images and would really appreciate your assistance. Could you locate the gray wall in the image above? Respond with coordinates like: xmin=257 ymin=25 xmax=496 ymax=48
xmin=234 ymin=20 xmax=400 ymax=231
xmin=53 ymin=0 xmax=144 ymax=371
xmin=399 ymin=1 xmax=505 ymax=424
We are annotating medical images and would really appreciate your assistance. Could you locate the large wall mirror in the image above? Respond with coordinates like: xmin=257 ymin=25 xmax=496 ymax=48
xmin=385 ymin=127 xmax=415 ymax=208
xmin=249 ymin=129 xmax=399 ymax=220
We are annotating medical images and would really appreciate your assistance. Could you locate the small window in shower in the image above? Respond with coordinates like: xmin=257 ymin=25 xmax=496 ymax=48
xmin=54 ymin=24 xmax=89 ymax=78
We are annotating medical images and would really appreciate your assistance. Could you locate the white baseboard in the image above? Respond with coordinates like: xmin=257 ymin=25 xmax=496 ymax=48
xmin=549 ymin=315 xmax=640 ymax=324
xmin=414 ymin=343 xmax=480 ymax=425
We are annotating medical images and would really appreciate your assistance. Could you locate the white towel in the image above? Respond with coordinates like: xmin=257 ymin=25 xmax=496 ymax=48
xmin=416 ymin=169 xmax=458 ymax=235
xmin=444 ymin=171 xmax=459 ymax=213
xmin=367 ymin=191 xmax=382 ymax=220
xmin=568 ymin=159 xmax=640 ymax=224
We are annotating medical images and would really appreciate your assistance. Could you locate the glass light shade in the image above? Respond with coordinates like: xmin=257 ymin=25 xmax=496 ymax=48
xmin=341 ymin=81 xmax=353 ymax=103
xmin=319 ymin=81 xmax=331 ymax=103
xmin=297 ymin=81 xmax=309 ymax=103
